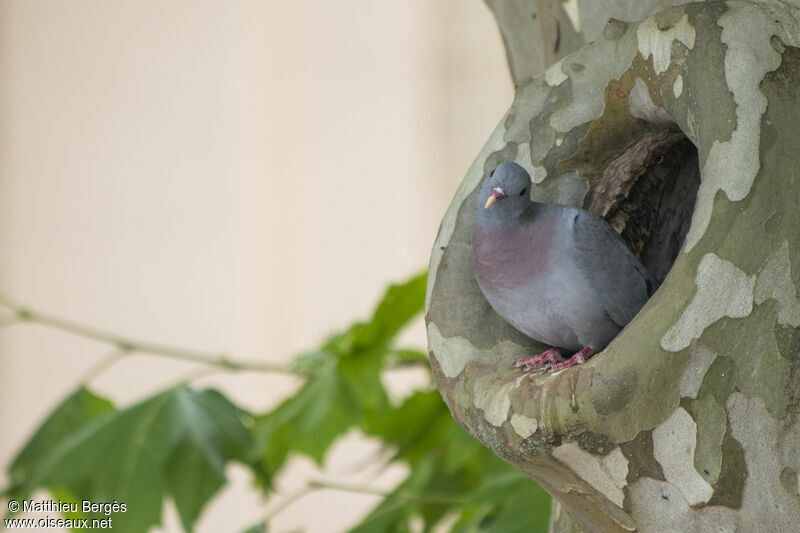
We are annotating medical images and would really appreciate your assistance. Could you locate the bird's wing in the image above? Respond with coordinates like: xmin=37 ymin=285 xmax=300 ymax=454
xmin=569 ymin=209 xmax=659 ymax=327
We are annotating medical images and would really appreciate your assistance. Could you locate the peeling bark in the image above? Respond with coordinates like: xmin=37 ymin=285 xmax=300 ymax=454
xmin=484 ymin=0 xmax=583 ymax=84
xmin=587 ymin=130 xmax=698 ymax=278
xmin=427 ymin=1 xmax=800 ymax=531
xmin=589 ymin=129 xmax=684 ymax=220
xmin=577 ymin=0 xmax=669 ymax=42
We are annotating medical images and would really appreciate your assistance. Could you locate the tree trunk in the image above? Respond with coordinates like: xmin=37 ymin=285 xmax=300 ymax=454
xmin=426 ymin=1 xmax=800 ymax=531
xmin=484 ymin=0 xmax=584 ymax=86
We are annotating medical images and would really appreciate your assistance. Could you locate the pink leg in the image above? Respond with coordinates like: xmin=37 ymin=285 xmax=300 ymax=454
xmin=549 ymin=347 xmax=593 ymax=372
xmin=514 ymin=347 xmax=564 ymax=369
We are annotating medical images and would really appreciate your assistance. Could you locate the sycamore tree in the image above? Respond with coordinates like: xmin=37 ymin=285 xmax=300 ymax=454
xmin=427 ymin=0 xmax=800 ymax=531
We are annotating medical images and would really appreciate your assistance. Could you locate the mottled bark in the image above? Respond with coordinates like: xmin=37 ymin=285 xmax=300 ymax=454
xmin=484 ymin=0 xmax=583 ymax=84
xmin=577 ymin=0 xmax=670 ymax=42
xmin=427 ymin=1 xmax=800 ymax=531
xmin=485 ymin=0 xmax=671 ymax=86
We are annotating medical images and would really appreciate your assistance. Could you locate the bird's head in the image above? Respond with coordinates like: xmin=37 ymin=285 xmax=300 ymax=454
xmin=478 ymin=161 xmax=532 ymax=219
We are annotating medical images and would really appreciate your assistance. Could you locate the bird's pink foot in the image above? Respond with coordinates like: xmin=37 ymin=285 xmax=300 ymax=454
xmin=549 ymin=346 xmax=593 ymax=372
xmin=514 ymin=347 xmax=564 ymax=369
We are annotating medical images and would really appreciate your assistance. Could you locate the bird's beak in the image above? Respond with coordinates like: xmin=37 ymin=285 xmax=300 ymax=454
xmin=484 ymin=187 xmax=505 ymax=209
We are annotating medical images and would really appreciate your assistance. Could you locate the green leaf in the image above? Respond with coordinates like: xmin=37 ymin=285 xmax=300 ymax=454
xmin=348 ymin=458 xmax=439 ymax=533
xmin=163 ymin=389 xmax=253 ymax=531
xmin=241 ymin=521 xmax=268 ymax=533
xmin=386 ymin=348 xmax=430 ymax=368
xmin=9 ymin=387 xmax=115 ymax=487
xmin=252 ymin=272 xmax=428 ymax=484
xmin=364 ymin=390 xmax=449 ymax=465
xmin=253 ymin=357 xmax=362 ymax=479
xmin=451 ymin=471 xmax=551 ymax=533
xmin=358 ymin=390 xmax=551 ymax=533
xmin=353 ymin=272 xmax=427 ymax=348
xmin=10 ymin=386 xmax=253 ymax=533
xmin=357 ymin=391 xmax=471 ymax=531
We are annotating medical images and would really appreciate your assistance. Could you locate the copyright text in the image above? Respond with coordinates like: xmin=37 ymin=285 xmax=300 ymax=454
xmin=5 ymin=498 xmax=126 ymax=529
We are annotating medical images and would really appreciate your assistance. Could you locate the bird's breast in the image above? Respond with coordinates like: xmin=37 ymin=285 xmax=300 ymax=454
xmin=472 ymin=221 xmax=554 ymax=292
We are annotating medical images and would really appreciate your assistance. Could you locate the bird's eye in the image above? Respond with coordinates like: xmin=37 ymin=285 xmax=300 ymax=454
xmin=519 ymin=187 xmax=527 ymax=197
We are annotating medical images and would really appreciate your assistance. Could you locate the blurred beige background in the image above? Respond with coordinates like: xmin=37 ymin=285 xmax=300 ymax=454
xmin=0 ymin=1 xmax=512 ymax=531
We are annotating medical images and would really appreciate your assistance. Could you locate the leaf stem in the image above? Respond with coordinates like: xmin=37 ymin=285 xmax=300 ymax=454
xmin=308 ymin=479 xmax=390 ymax=497
xmin=262 ymin=479 xmax=466 ymax=526
xmin=309 ymin=479 xmax=465 ymax=505
xmin=263 ymin=486 xmax=315 ymax=522
xmin=79 ymin=349 xmax=127 ymax=384
xmin=0 ymin=292 xmax=304 ymax=377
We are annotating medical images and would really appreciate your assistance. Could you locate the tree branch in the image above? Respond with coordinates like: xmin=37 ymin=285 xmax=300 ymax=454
xmin=79 ymin=349 xmax=127 ymax=384
xmin=0 ymin=292 xmax=304 ymax=377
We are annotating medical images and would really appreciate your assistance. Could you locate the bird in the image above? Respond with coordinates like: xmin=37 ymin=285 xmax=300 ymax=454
xmin=472 ymin=161 xmax=658 ymax=372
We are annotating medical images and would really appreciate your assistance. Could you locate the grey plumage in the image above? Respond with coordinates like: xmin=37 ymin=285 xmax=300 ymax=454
xmin=472 ymin=161 xmax=657 ymax=369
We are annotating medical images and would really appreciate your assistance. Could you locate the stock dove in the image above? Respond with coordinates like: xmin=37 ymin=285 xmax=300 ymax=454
xmin=473 ymin=161 xmax=658 ymax=371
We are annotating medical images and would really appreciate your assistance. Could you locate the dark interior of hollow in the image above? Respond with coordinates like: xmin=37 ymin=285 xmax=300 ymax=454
xmin=585 ymin=133 xmax=700 ymax=283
